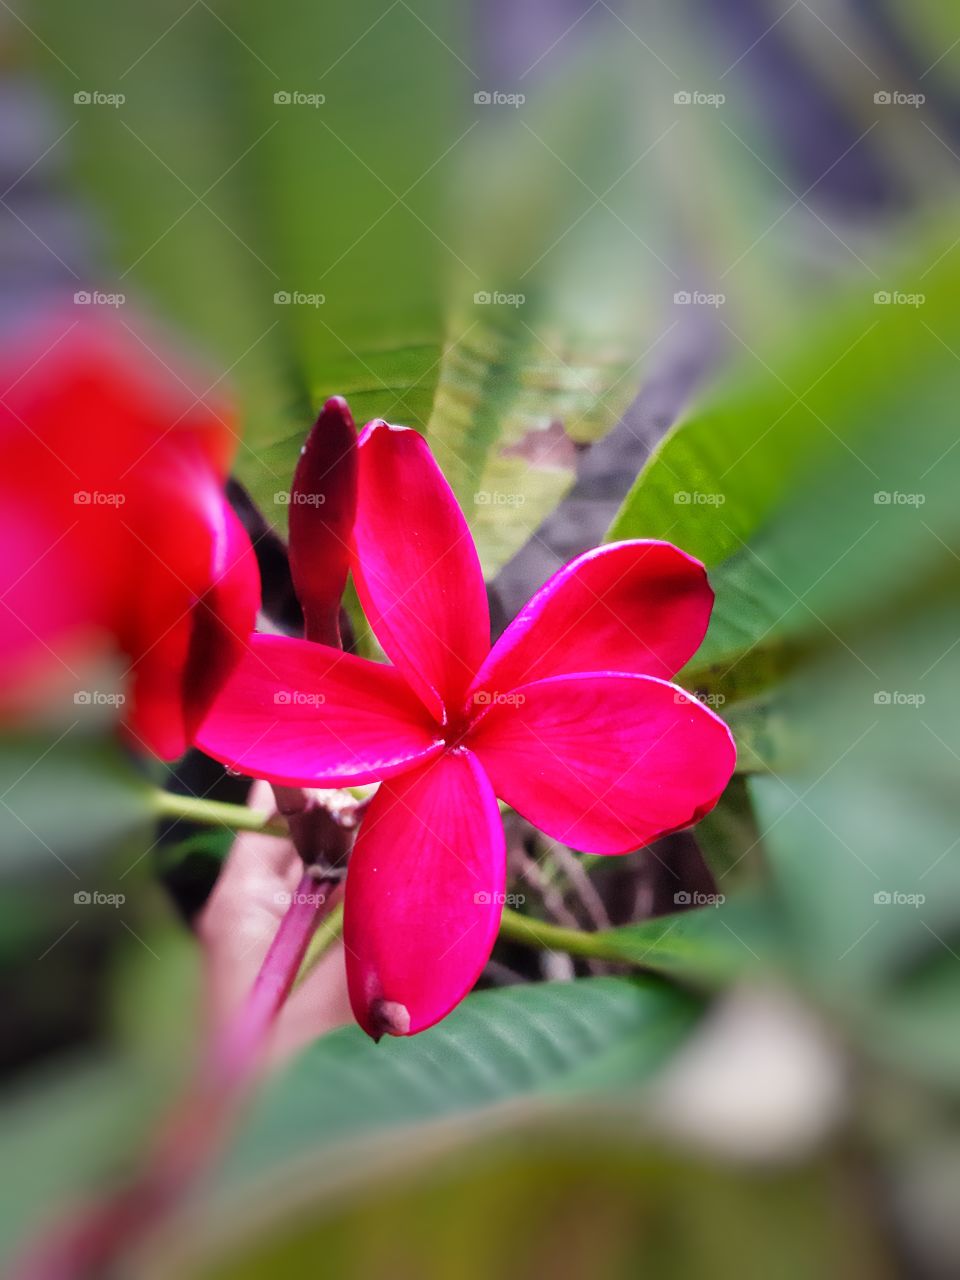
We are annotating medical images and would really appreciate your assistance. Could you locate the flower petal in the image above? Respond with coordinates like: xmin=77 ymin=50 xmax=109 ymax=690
xmin=468 ymin=673 xmax=736 ymax=854
xmin=118 ymin=443 xmax=260 ymax=760
xmin=352 ymin=422 xmax=489 ymax=721
xmin=469 ymin=541 xmax=713 ymax=708
xmin=181 ymin=494 xmax=262 ymax=738
xmin=288 ymin=396 xmax=358 ymax=647
xmin=194 ymin=633 xmax=444 ymax=786
xmin=344 ymin=748 xmax=505 ymax=1037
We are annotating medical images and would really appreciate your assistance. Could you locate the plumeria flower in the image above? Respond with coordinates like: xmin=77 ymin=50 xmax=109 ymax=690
xmin=196 ymin=403 xmax=736 ymax=1038
xmin=0 ymin=315 xmax=260 ymax=759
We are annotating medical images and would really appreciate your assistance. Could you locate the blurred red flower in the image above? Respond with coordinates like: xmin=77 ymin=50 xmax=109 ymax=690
xmin=0 ymin=316 xmax=260 ymax=759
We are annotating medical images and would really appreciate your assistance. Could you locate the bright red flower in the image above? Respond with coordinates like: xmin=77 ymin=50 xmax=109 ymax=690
xmin=0 ymin=316 xmax=260 ymax=759
xmin=196 ymin=414 xmax=735 ymax=1037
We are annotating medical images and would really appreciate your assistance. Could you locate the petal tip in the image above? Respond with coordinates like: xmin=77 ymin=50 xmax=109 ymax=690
xmin=322 ymin=394 xmax=354 ymax=422
xmin=358 ymin=419 xmax=420 ymax=447
xmin=368 ymin=998 xmax=411 ymax=1040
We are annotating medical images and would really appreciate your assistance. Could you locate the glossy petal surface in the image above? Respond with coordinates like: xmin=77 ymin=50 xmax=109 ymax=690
xmin=470 ymin=541 xmax=713 ymax=711
xmin=195 ymin=633 xmax=443 ymax=786
xmin=344 ymin=749 xmax=505 ymax=1037
xmin=469 ymin=672 xmax=736 ymax=854
xmin=352 ymin=423 xmax=490 ymax=721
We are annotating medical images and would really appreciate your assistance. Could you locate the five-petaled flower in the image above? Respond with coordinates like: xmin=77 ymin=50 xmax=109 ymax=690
xmin=196 ymin=402 xmax=736 ymax=1038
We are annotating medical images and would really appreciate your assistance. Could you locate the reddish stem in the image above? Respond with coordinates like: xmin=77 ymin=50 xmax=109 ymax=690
xmin=13 ymin=871 xmax=334 ymax=1280
xmin=207 ymin=869 xmax=327 ymax=1089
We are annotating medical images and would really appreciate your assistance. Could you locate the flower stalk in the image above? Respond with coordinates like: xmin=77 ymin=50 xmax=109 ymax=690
xmin=12 ymin=869 xmax=338 ymax=1280
xmin=498 ymin=906 xmax=625 ymax=963
xmin=151 ymin=788 xmax=289 ymax=837
xmin=207 ymin=868 xmax=334 ymax=1088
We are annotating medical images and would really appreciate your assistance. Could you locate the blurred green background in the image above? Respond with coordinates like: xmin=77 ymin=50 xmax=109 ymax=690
xmin=1 ymin=1 xmax=959 ymax=1276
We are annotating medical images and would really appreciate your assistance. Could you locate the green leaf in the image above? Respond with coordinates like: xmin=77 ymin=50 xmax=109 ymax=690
xmin=27 ymin=0 xmax=843 ymax=580
xmin=0 ymin=1054 xmax=153 ymax=1260
xmin=502 ymin=896 xmax=778 ymax=984
xmin=0 ymin=733 xmax=154 ymax=874
xmin=150 ymin=1127 xmax=885 ymax=1280
xmin=596 ymin=904 xmax=779 ymax=983
xmin=603 ymin=229 xmax=960 ymax=1080
xmin=606 ymin=246 xmax=951 ymax=565
xmin=0 ymin=926 xmax=203 ymax=1263
xmin=219 ymin=976 xmax=702 ymax=1189
xmin=692 ymin=775 xmax=767 ymax=890
xmin=33 ymin=1 xmax=295 ymax=442
xmin=747 ymin=586 xmax=960 ymax=1087
xmin=608 ymin=236 xmax=960 ymax=721
xmin=26 ymin=2 xmax=653 ymax=579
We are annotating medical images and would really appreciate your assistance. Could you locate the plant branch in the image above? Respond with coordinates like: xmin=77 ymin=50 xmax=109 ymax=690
xmin=151 ymin=788 xmax=289 ymax=837
xmin=498 ymin=906 xmax=625 ymax=963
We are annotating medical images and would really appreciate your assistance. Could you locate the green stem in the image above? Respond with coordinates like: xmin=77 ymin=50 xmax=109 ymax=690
xmin=151 ymin=789 xmax=288 ymax=838
xmin=498 ymin=906 xmax=623 ymax=963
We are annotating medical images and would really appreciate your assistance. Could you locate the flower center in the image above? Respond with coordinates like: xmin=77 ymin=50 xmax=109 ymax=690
xmin=441 ymin=707 xmax=473 ymax=751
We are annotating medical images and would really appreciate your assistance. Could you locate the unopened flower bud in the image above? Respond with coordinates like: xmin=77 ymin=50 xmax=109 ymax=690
xmin=288 ymin=396 xmax=358 ymax=647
